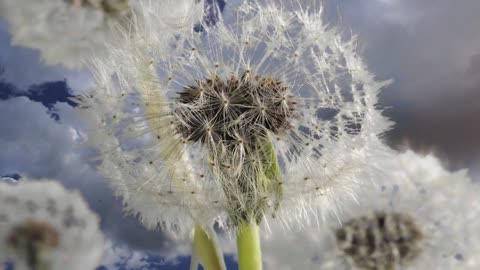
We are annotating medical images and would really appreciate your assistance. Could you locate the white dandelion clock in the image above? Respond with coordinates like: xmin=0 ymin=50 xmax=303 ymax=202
xmin=303 ymin=150 xmax=480 ymax=270
xmin=0 ymin=180 xmax=103 ymax=270
xmin=75 ymin=0 xmax=392 ymax=234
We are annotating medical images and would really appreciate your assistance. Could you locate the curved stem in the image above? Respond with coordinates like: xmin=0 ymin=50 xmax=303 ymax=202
xmin=192 ymin=225 xmax=226 ymax=270
xmin=236 ymin=222 xmax=262 ymax=270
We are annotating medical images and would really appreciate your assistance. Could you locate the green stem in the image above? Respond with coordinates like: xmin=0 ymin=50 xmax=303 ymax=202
xmin=236 ymin=222 xmax=262 ymax=270
xmin=192 ymin=225 xmax=226 ymax=270
xmin=257 ymin=138 xmax=283 ymax=216
xmin=26 ymin=242 xmax=49 ymax=270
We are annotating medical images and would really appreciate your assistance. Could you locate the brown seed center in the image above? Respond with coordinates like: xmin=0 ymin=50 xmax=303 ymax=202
xmin=175 ymin=72 xmax=297 ymax=145
xmin=335 ymin=211 xmax=423 ymax=270
xmin=8 ymin=221 xmax=60 ymax=267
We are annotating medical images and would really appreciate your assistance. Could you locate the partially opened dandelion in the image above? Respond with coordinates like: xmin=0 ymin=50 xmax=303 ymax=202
xmin=75 ymin=0 xmax=392 ymax=269
xmin=0 ymin=179 xmax=103 ymax=270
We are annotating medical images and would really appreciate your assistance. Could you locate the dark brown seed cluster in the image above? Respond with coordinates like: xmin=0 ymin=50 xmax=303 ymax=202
xmin=175 ymin=72 xmax=296 ymax=145
xmin=68 ymin=0 xmax=130 ymax=15
xmin=335 ymin=211 xmax=423 ymax=270
xmin=8 ymin=221 xmax=60 ymax=267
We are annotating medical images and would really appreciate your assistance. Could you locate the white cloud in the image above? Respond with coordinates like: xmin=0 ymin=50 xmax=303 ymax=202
xmin=0 ymin=19 xmax=94 ymax=92
xmin=102 ymin=240 xmax=151 ymax=269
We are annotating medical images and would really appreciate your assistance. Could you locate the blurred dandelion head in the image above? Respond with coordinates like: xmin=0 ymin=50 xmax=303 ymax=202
xmin=335 ymin=211 xmax=423 ymax=270
xmin=0 ymin=0 xmax=140 ymax=68
xmin=301 ymin=150 xmax=480 ymax=270
xmin=7 ymin=221 xmax=60 ymax=268
xmin=0 ymin=180 xmax=103 ymax=270
xmin=68 ymin=0 xmax=130 ymax=16
xmin=76 ymin=0 xmax=392 ymax=234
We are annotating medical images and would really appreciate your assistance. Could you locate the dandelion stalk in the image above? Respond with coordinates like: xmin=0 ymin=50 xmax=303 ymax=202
xmin=25 ymin=245 xmax=50 ymax=270
xmin=235 ymin=138 xmax=281 ymax=270
xmin=236 ymin=222 xmax=262 ymax=270
xmin=192 ymin=225 xmax=226 ymax=270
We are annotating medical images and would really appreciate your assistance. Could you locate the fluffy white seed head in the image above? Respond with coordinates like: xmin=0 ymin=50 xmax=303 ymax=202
xmin=0 ymin=0 xmax=128 ymax=68
xmin=0 ymin=179 xmax=103 ymax=270
xmin=288 ymin=150 xmax=480 ymax=270
xmin=0 ymin=0 xmax=203 ymax=69
xmin=76 ymin=0 xmax=392 ymax=235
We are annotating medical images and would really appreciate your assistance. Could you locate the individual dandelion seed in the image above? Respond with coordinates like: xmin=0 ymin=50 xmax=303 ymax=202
xmin=0 ymin=179 xmax=103 ymax=270
xmin=74 ymin=0 xmax=392 ymax=235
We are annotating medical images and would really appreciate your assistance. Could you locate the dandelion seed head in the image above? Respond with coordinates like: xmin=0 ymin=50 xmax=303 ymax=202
xmin=0 ymin=0 xmax=132 ymax=68
xmin=175 ymin=73 xmax=297 ymax=145
xmin=77 ymin=0 xmax=393 ymax=234
xmin=335 ymin=211 xmax=423 ymax=270
xmin=306 ymin=150 xmax=480 ymax=270
xmin=0 ymin=180 xmax=103 ymax=270
xmin=7 ymin=221 xmax=60 ymax=267
xmin=67 ymin=0 xmax=130 ymax=15
xmin=0 ymin=0 xmax=203 ymax=68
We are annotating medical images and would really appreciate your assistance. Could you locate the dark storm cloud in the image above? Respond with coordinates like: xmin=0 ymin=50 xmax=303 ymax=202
xmin=328 ymin=0 xmax=480 ymax=170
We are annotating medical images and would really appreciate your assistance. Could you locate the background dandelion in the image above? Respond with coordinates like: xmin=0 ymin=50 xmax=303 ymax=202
xmin=0 ymin=179 xmax=104 ymax=270
xmin=0 ymin=0 xmax=130 ymax=68
xmin=0 ymin=0 xmax=204 ymax=69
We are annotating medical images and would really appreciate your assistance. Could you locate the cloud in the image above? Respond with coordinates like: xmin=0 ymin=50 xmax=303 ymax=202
xmin=100 ymin=239 xmax=197 ymax=270
xmin=331 ymin=0 xmax=480 ymax=96
xmin=0 ymin=19 xmax=94 ymax=92
xmin=325 ymin=0 xmax=480 ymax=170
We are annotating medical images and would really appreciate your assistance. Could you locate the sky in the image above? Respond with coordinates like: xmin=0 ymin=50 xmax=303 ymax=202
xmin=0 ymin=0 xmax=479 ymax=269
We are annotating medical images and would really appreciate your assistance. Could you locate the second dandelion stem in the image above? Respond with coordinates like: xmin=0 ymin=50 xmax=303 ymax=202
xmin=193 ymin=225 xmax=226 ymax=270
